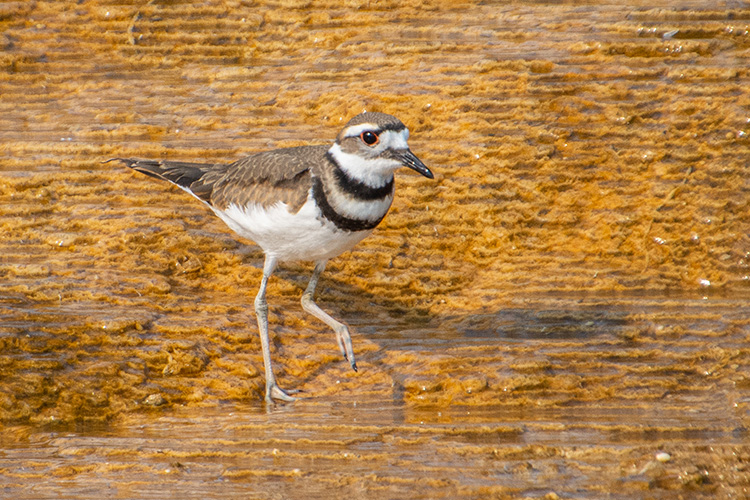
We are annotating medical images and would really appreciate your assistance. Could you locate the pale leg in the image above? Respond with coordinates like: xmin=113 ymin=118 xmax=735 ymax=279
xmin=300 ymin=260 xmax=357 ymax=371
xmin=255 ymin=255 xmax=296 ymax=403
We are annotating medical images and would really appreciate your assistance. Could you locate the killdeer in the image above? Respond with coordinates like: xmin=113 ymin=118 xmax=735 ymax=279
xmin=110 ymin=112 xmax=433 ymax=403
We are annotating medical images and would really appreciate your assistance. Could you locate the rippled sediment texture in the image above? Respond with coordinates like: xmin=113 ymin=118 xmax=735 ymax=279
xmin=1 ymin=1 xmax=749 ymax=498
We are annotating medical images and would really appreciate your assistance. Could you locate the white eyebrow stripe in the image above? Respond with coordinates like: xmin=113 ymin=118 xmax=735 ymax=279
xmin=341 ymin=122 xmax=380 ymax=138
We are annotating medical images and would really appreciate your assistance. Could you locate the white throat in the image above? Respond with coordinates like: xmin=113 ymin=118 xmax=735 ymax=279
xmin=327 ymin=144 xmax=395 ymax=188
xmin=328 ymin=129 xmax=410 ymax=188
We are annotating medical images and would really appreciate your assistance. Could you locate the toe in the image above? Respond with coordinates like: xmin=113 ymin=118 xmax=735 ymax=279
xmin=266 ymin=383 xmax=297 ymax=403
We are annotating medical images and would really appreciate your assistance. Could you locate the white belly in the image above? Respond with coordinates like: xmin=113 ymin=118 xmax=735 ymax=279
xmin=214 ymin=197 xmax=373 ymax=263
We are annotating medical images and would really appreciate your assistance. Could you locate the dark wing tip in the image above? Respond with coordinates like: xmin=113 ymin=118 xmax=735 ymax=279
xmin=104 ymin=158 xmax=147 ymax=171
xmin=103 ymin=157 xmax=133 ymax=166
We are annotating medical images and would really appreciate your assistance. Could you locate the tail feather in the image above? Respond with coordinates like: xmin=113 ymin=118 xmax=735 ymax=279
xmin=108 ymin=158 xmax=214 ymax=204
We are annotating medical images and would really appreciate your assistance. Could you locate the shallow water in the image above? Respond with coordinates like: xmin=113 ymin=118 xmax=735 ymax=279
xmin=1 ymin=396 xmax=746 ymax=500
xmin=2 ymin=0 xmax=750 ymax=498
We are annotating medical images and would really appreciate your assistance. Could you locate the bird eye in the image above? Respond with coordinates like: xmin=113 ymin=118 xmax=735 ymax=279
xmin=360 ymin=131 xmax=380 ymax=146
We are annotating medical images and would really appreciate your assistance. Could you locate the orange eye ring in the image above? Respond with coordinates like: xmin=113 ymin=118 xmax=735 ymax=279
xmin=360 ymin=131 xmax=380 ymax=146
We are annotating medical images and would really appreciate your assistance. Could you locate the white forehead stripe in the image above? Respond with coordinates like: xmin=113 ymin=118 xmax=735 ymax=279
xmin=381 ymin=129 xmax=410 ymax=149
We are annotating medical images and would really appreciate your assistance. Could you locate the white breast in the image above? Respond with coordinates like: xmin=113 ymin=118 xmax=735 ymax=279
xmin=213 ymin=195 xmax=373 ymax=263
xmin=326 ymin=188 xmax=394 ymax=222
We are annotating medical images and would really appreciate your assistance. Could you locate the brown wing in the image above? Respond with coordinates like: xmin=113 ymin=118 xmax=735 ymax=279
xmin=111 ymin=144 xmax=328 ymax=213
xmin=204 ymin=145 xmax=326 ymax=212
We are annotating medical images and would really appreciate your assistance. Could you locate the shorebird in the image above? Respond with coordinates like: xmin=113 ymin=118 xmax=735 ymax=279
xmin=110 ymin=112 xmax=433 ymax=402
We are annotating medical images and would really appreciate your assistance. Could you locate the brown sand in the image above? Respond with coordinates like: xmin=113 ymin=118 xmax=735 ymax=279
xmin=1 ymin=0 xmax=749 ymax=498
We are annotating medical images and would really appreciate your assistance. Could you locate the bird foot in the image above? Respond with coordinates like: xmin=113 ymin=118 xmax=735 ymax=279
xmin=265 ymin=382 xmax=299 ymax=404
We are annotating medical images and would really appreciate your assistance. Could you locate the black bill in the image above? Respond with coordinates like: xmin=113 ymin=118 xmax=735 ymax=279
xmin=396 ymin=149 xmax=433 ymax=179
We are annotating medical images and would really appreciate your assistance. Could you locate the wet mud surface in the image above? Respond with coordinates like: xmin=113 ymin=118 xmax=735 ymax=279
xmin=1 ymin=0 xmax=750 ymax=498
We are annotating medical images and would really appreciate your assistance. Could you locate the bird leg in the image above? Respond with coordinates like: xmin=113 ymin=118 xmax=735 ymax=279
xmin=254 ymin=255 xmax=296 ymax=403
xmin=301 ymin=260 xmax=357 ymax=372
